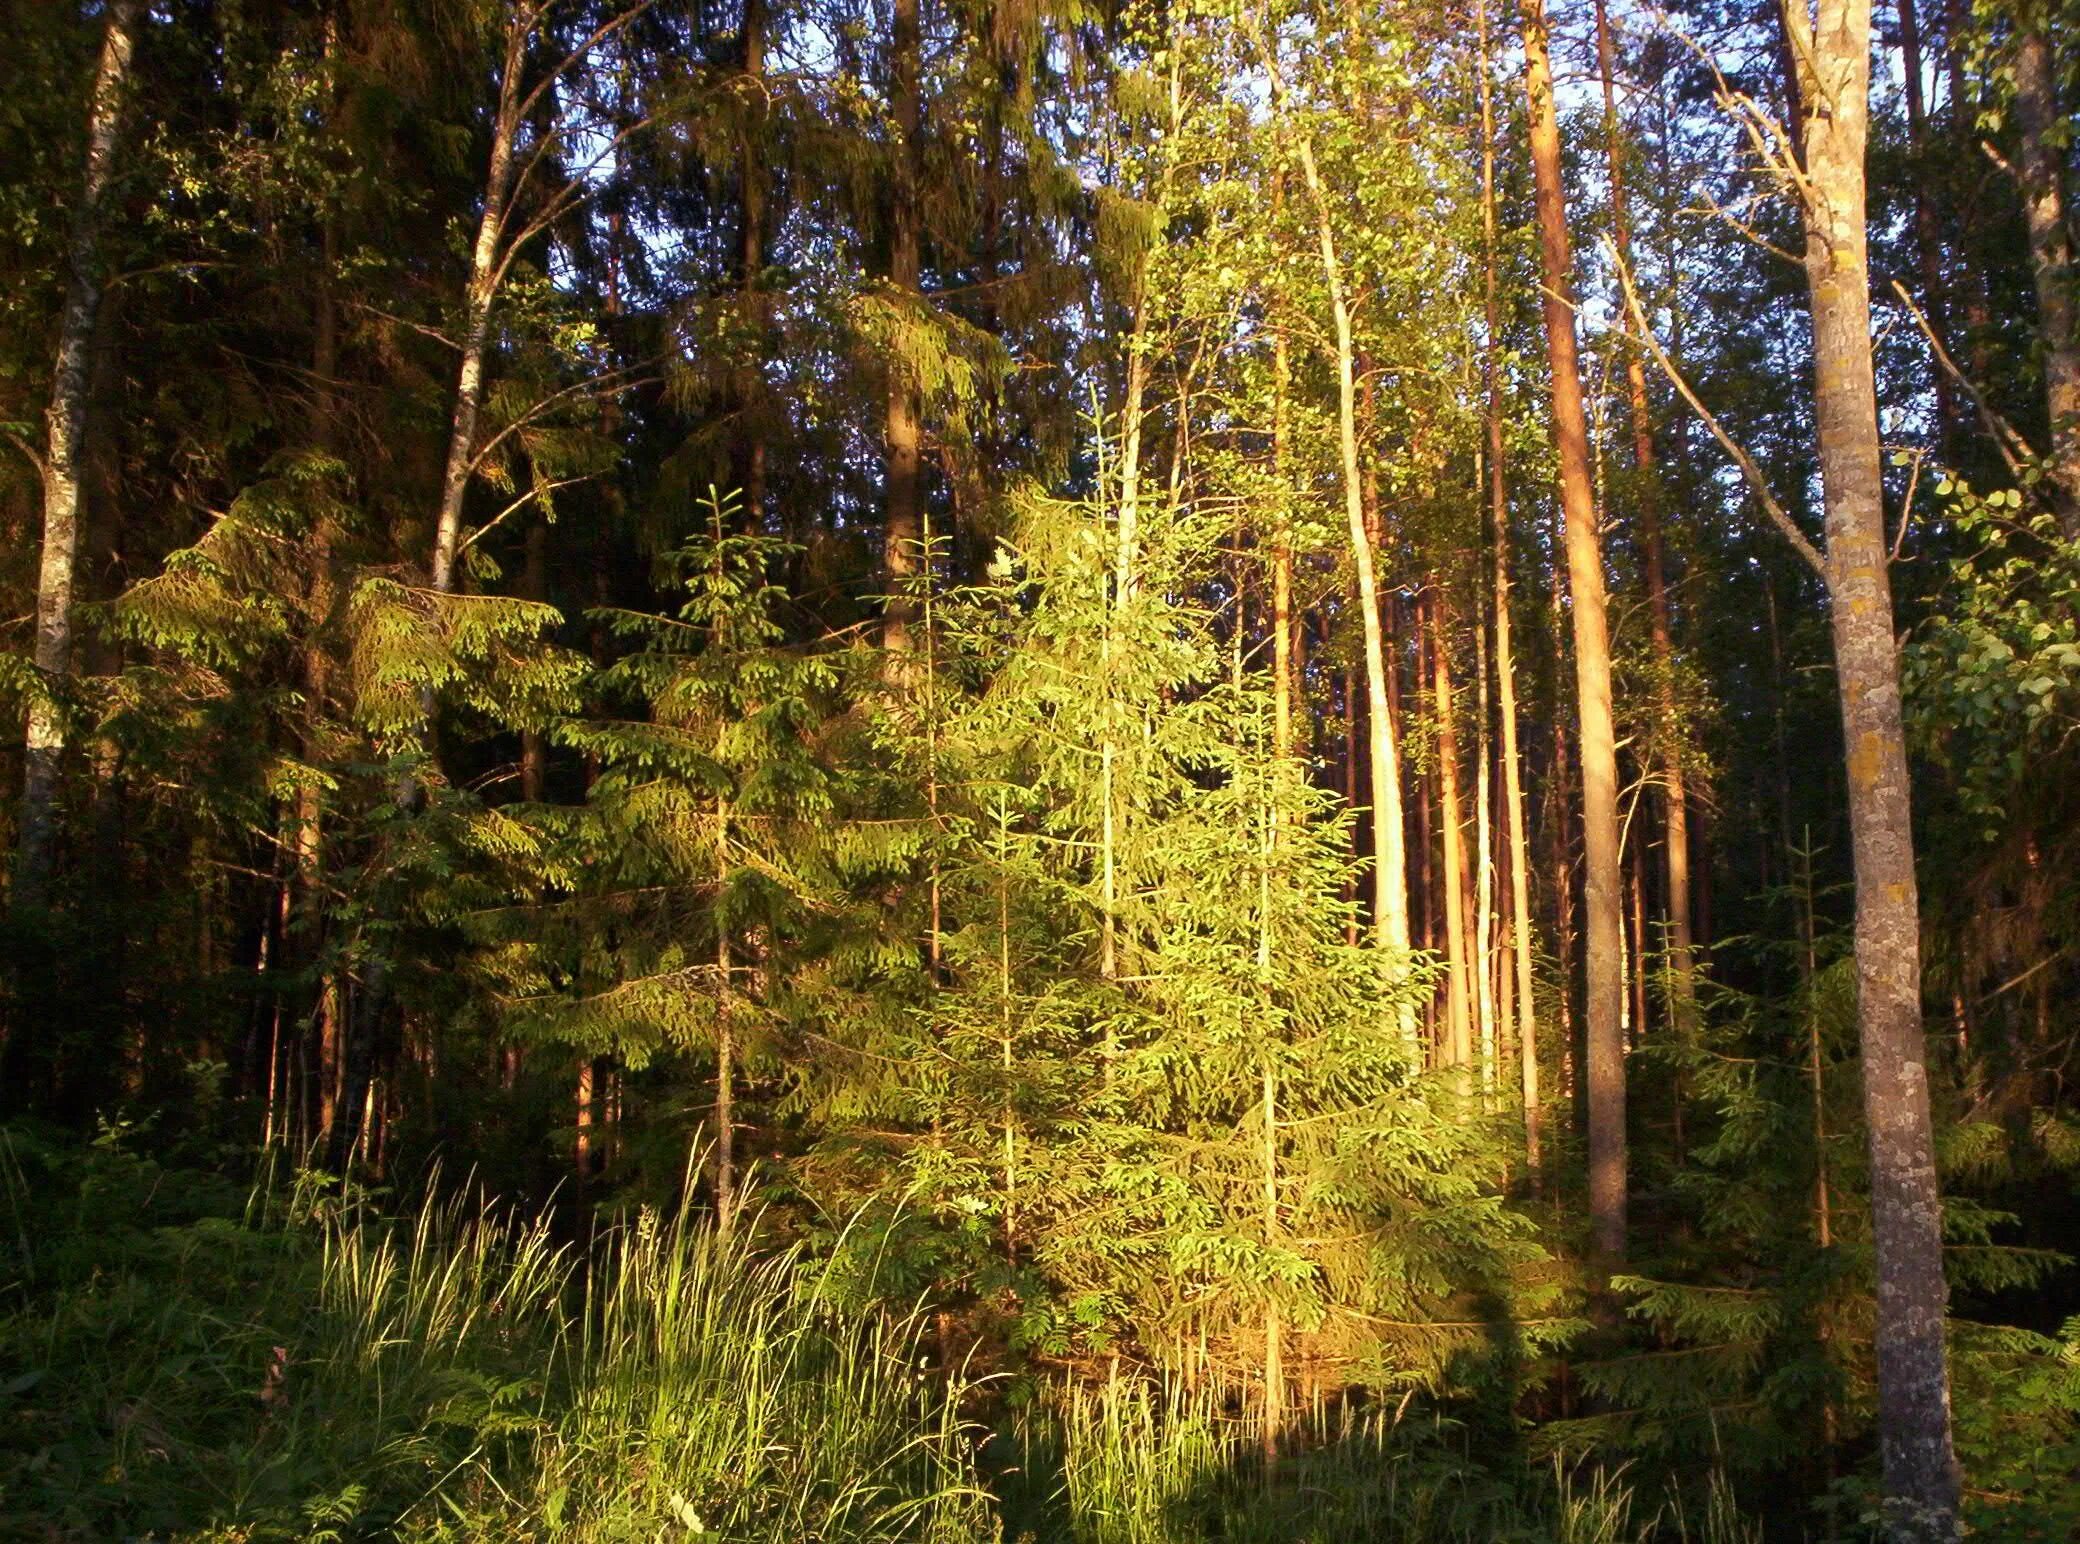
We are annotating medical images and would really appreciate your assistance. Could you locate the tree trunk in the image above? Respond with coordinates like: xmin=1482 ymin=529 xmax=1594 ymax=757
xmin=1272 ymin=216 xmax=1296 ymax=758
xmin=1477 ymin=0 xmax=1542 ymax=1165
xmin=1595 ymin=0 xmax=1698 ymax=1045
xmin=1522 ymin=0 xmax=1626 ymax=1260
xmin=716 ymin=896 xmax=737 ymax=1235
xmin=575 ymin=1056 xmax=595 ymax=1181
xmin=430 ymin=18 xmax=526 ymax=598
xmin=1474 ymin=567 xmax=1497 ymax=1095
xmin=1287 ymin=126 xmax=1414 ymax=1012
xmin=736 ymin=0 xmax=770 ymax=528
xmin=306 ymin=207 xmax=345 ymax=1143
xmin=1432 ymin=589 xmax=1474 ymax=1069
xmin=15 ymin=0 xmax=141 ymax=913
xmin=1786 ymin=0 xmax=1962 ymax=1529
xmin=1343 ymin=664 xmax=1361 ymax=947
xmin=2014 ymin=8 xmax=2080 ymax=537
xmin=1548 ymin=538 xmax=1576 ymax=1121
xmin=882 ymin=0 xmax=924 ymax=651
xmin=520 ymin=519 xmax=548 ymax=801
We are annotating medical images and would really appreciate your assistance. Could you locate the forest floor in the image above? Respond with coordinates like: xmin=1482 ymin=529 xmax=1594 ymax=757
xmin=0 ymin=1127 xmax=1769 ymax=1544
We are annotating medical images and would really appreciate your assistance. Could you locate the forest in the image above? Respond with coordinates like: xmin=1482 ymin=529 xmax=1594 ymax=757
xmin=2 ymin=0 xmax=2078 ymax=1538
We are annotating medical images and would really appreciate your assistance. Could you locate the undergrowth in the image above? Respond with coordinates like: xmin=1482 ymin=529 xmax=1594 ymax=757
xmin=0 ymin=1127 xmax=1769 ymax=1542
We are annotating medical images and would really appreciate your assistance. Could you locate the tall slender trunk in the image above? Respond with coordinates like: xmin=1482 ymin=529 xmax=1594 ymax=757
xmin=715 ymin=826 xmax=737 ymax=1237
xmin=882 ymin=0 xmax=924 ymax=650
xmin=1432 ymin=589 xmax=1474 ymax=1069
xmin=1548 ymin=525 xmax=1577 ymax=1118
xmin=1286 ymin=122 xmax=1413 ymax=1016
xmin=520 ymin=521 xmax=549 ymax=801
xmin=1402 ymin=592 xmax=1428 ymax=944
xmin=1260 ymin=657 xmax=1290 ymax=1462
xmin=1595 ymin=0 xmax=1697 ymax=1044
xmin=1628 ymin=834 xmax=1648 ymax=1043
xmin=1095 ymin=55 xmax=1177 ymax=1005
xmin=1474 ymin=568 xmax=1497 ymax=1095
xmin=1271 ymin=197 xmax=1296 ymax=757
xmin=1785 ymin=0 xmax=1960 ymax=1526
xmin=1476 ymin=0 xmax=1542 ymax=1165
xmin=576 ymin=1056 xmax=595 ymax=1179
xmin=15 ymin=0 xmax=141 ymax=913
xmin=736 ymin=0 xmax=769 ymax=527
xmin=996 ymin=795 xmax=1017 ymax=1251
xmin=1343 ymin=664 xmax=1361 ymax=947
xmin=2014 ymin=8 xmax=2080 ymax=537
xmin=304 ymin=108 xmax=346 ymax=1140
xmin=431 ymin=19 xmax=528 ymax=598
xmin=1522 ymin=0 xmax=1626 ymax=1259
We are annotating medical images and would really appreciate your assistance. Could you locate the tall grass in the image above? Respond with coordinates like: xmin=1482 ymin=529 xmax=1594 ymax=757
xmin=1006 ymin=1376 xmax=1769 ymax=1544
xmin=0 ymin=1137 xmax=988 ymax=1541
xmin=515 ymin=1208 xmax=991 ymax=1542
xmin=0 ymin=1135 xmax=1762 ymax=1541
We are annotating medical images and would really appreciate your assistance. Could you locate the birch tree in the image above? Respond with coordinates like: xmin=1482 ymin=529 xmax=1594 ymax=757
xmin=15 ymin=0 xmax=142 ymax=913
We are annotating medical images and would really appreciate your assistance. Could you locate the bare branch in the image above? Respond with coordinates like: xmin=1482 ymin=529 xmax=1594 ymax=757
xmin=1888 ymin=278 xmax=2041 ymax=482
xmin=1892 ymin=444 xmax=1924 ymax=562
xmin=1 ymin=425 xmax=48 ymax=480
xmin=1608 ymin=237 xmax=1829 ymax=582
xmin=514 ymin=0 xmax=663 ymax=129
xmin=464 ymin=362 xmax=659 ymax=481
xmin=458 ymin=475 xmax=595 ymax=556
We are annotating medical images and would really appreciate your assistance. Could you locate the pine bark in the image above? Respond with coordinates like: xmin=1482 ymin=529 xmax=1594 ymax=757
xmin=1522 ymin=0 xmax=1626 ymax=1259
xmin=16 ymin=0 xmax=142 ymax=912
xmin=1595 ymin=0 xmax=1697 ymax=1043
xmin=306 ymin=207 xmax=344 ymax=1141
xmin=882 ymin=0 xmax=925 ymax=651
xmin=735 ymin=0 xmax=770 ymax=527
xmin=1787 ymin=0 xmax=1961 ymax=1528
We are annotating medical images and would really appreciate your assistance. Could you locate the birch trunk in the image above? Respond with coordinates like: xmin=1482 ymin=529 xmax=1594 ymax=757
xmin=430 ymin=16 xmax=527 ymax=599
xmin=1288 ymin=129 xmax=1414 ymax=1017
xmin=16 ymin=0 xmax=142 ymax=912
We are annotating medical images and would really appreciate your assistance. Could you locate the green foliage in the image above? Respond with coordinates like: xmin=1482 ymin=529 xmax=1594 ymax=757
xmin=1906 ymin=478 xmax=2080 ymax=835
